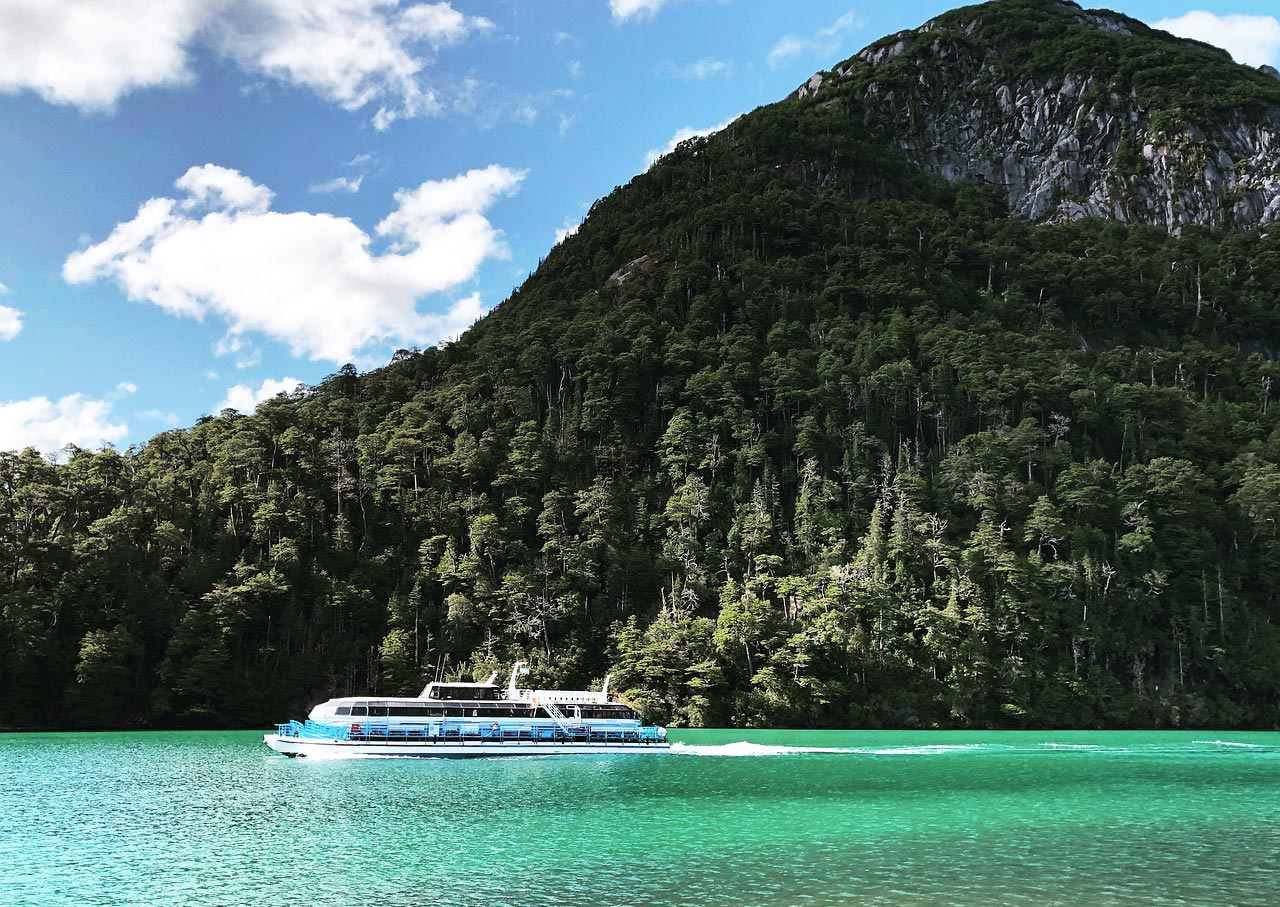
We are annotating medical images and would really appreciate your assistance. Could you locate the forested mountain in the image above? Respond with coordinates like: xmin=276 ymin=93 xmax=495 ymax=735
xmin=5 ymin=0 xmax=1280 ymax=730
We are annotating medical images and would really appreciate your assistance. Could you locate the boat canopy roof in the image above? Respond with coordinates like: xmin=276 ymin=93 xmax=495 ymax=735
xmin=314 ymin=663 xmax=616 ymax=710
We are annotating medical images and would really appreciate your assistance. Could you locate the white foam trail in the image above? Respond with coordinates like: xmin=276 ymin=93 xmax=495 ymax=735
xmin=671 ymin=742 xmax=1020 ymax=756
xmin=1038 ymin=743 xmax=1102 ymax=750
xmin=863 ymin=744 xmax=1006 ymax=755
xmin=669 ymin=742 xmax=861 ymax=756
xmin=1192 ymin=740 xmax=1263 ymax=748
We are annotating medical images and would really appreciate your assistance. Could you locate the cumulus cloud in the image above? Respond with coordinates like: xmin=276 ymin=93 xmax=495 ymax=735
xmin=64 ymin=162 xmax=525 ymax=365
xmin=657 ymin=58 xmax=733 ymax=80
xmin=0 ymin=0 xmax=204 ymax=110
xmin=0 ymin=283 xmax=21 ymax=341
xmin=1152 ymin=11 xmax=1280 ymax=68
xmin=610 ymin=0 xmax=669 ymax=22
xmin=177 ymin=162 xmax=273 ymax=212
xmin=0 ymin=385 xmax=135 ymax=454
xmin=0 ymin=1 xmax=493 ymax=127
xmin=645 ymin=118 xmax=736 ymax=168
xmin=768 ymin=10 xmax=864 ymax=69
xmin=218 ymin=376 xmax=304 ymax=413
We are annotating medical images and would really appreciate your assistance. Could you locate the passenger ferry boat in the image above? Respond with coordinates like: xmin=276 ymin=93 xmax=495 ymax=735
xmin=264 ymin=663 xmax=670 ymax=757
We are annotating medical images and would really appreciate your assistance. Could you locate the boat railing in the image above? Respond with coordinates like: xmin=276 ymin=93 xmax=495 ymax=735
xmin=274 ymin=719 xmax=666 ymax=744
xmin=275 ymin=719 xmax=349 ymax=739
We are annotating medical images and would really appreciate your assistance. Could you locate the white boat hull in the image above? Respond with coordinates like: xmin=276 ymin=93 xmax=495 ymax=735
xmin=264 ymin=733 xmax=671 ymax=758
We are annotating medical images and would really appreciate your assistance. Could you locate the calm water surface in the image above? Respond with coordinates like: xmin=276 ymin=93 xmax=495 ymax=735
xmin=2 ymin=729 xmax=1278 ymax=906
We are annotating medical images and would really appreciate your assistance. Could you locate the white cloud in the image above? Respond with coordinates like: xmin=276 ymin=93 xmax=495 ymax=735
xmin=645 ymin=118 xmax=736 ymax=168
xmin=210 ymin=0 xmax=494 ymax=130
xmin=177 ymin=162 xmax=273 ymax=213
xmin=0 ymin=283 xmax=21 ymax=341
xmin=554 ymin=217 xmax=581 ymax=244
xmin=558 ymin=112 xmax=577 ymax=138
xmin=767 ymin=36 xmax=806 ymax=68
xmin=311 ymin=152 xmax=377 ymax=194
xmin=658 ymin=58 xmax=732 ymax=80
xmin=232 ymin=343 xmax=262 ymax=369
xmin=309 ymin=175 xmax=364 ymax=194
xmin=0 ymin=0 xmax=205 ymax=111
xmin=567 ymin=59 xmax=582 ymax=78
xmin=218 ymin=375 xmax=304 ymax=413
xmin=768 ymin=10 xmax=864 ymax=69
xmin=0 ymin=306 xmax=22 ymax=341
xmin=448 ymin=75 xmax=571 ymax=130
xmin=0 ymin=1 xmax=494 ymax=127
xmin=0 ymin=388 xmax=133 ymax=454
xmin=1152 ymin=11 xmax=1280 ymax=67
xmin=138 ymin=409 xmax=181 ymax=425
xmin=64 ymin=162 xmax=525 ymax=365
xmin=610 ymin=0 xmax=668 ymax=22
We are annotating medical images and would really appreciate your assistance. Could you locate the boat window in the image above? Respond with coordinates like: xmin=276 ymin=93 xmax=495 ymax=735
xmin=335 ymin=706 xmax=351 ymax=716
xmin=433 ymin=685 xmax=498 ymax=701
xmin=569 ymin=706 xmax=636 ymax=720
xmin=351 ymin=706 xmax=368 ymax=717
xmin=445 ymin=707 xmax=463 ymax=717
xmin=368 ymin=705 xmax=390 ymax=717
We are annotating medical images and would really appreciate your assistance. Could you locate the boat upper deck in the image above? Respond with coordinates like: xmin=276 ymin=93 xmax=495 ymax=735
xmin=306 ymin=663 xmax=642 ymax=724
xmin=310 ymin=700 xmax=639 ymax=721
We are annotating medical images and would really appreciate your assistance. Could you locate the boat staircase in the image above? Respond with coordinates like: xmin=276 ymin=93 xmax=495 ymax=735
xmin=538 ymin=698 xmax=583 ymax=735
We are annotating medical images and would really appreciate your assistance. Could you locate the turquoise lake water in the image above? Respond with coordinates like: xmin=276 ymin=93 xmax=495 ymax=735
xmin=2 ymin=729 xmax=1279 ymax=906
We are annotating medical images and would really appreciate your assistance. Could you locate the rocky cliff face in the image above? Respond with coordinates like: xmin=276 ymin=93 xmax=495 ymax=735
xmin=797 ymin=0 xmax=1280 ymax=231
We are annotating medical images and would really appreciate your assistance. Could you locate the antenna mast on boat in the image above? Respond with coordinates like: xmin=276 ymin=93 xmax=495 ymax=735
xmin=507 ymin=661 xmax=530 ymax=698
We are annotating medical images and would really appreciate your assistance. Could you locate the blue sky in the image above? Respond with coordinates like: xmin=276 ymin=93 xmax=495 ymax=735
xmin=1 ymin=0 xmax=1277 ymax=454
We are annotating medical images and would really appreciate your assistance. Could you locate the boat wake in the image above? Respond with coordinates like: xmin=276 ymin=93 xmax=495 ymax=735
xmin=669 ymin=742 xmax=1014 ymax=757
xmin=669 ymin=740 xmax=1277 ymax=757
xmin=669 ymin=742 xmax=863 ymax=757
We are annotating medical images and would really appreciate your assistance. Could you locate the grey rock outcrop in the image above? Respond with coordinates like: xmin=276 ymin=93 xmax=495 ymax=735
xmin=794 ymin=4 xmax=1280 ymax=232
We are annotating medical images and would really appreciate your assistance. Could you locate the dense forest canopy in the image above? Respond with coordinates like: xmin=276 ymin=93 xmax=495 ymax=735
xmin=4 ymin=0 xmax=1280 ymax=730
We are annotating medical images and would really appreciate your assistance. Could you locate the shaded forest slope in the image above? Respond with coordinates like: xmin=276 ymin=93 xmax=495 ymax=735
xmin=4 ymin=0 xmax=1280 ymax=730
